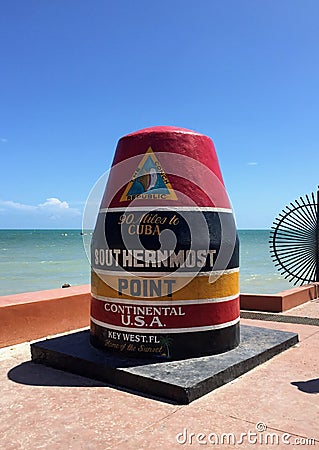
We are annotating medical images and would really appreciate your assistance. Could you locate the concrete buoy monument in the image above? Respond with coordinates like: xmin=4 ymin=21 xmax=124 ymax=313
xmin=31 ymin=126 xmax=299 ymax=403
xmin=90 ymin=126 xmax=240 ymax=359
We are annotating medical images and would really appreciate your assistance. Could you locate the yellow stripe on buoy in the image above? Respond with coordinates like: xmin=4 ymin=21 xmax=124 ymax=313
xmin=91 ymin=269 xmax=239 ymax=301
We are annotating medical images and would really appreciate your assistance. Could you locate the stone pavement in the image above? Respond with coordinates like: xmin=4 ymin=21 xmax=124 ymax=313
xmin=0 ymin=305 xmax=318 ymax=449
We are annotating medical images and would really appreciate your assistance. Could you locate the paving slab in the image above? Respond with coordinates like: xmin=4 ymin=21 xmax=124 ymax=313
xmin=242 ymin=318 xmax=319 ymax=340
xmin=284 ymin=297 xmax=319 ymax=318
xmin=1 ymin=319 xmax=318 ymax=449
xmin=192 ymin=328 xmax=319 ymax=443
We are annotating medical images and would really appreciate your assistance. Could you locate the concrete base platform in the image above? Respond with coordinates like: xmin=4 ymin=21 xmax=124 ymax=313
xmin=31 ymin=325 xmax=298 ymax=404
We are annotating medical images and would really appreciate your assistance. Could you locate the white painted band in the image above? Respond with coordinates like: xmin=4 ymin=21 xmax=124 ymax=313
xmin=91 ymin=292 xmax=239 ymax=305
xmin=90 ymin=315 xmax=240 ymax=334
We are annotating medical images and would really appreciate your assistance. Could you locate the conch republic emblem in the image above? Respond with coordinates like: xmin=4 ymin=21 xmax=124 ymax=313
xmin=90 ymin=126 xmax=240 ymax=360
xmin=120 ymin=147 xmax=178 ymax=202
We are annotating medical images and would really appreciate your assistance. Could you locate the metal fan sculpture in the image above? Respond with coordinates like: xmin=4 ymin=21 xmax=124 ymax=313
xmin=270 ymin=187 xmax=319 ymax=285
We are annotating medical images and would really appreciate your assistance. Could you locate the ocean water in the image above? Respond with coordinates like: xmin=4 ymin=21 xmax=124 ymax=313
xmin=0 ymin=230 xmax=90 ymax=296
xmin=0 ymin=229 xmax=293 ymax=296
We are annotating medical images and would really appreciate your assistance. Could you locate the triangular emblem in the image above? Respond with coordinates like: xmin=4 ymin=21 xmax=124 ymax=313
xmin=120 ymin=147 xmax=178 ymax=202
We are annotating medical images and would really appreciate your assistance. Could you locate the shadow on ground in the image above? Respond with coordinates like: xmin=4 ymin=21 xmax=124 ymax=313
xmin=291 ymin=378 xmax=319 ymax=394
xmin=7 ymin=361 xmax=179 ymax=404
xmin=8 ymin=361 xmax=107 ymax=387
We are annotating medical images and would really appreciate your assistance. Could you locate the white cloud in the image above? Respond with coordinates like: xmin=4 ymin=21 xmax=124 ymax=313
xmin=39 ymin=197 xmax=69 ymax=209
xmin=0 ymin=197 xmax=82 ymax=228
xmin=247 ymin=162 xmax=258 ymax=166
xmin=0 ymin=199 xmax=36 ymax=211
xmin=0 ymin=138 xmax=7 ymax=143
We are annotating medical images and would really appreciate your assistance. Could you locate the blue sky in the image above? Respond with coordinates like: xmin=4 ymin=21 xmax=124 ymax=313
xmin=1 ymin=0 xmax=319 ymax=229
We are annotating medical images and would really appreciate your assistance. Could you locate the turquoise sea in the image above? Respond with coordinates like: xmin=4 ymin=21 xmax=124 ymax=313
xmin=0 ymin=229 xmax=293 ymax=296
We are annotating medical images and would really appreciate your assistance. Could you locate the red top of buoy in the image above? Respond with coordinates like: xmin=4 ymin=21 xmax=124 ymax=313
xmin=124 ymin=126 xmax=200 ymax=137
xmin=101 ymin=126 xmax=231 ymax=209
